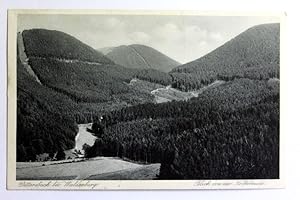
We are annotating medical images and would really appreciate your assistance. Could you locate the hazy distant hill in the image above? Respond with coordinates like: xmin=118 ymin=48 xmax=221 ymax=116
xmin=170 ymin=23 xmax=280 ymax=90
xmin=99 ymin=46 xmax=114 ymax=55
xmin=99 ymin=44 xmax=181 ymax=72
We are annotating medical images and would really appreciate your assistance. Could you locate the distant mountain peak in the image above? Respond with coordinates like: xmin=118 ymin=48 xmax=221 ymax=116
xmin=98 ymin=44 xmax=181 ymax=72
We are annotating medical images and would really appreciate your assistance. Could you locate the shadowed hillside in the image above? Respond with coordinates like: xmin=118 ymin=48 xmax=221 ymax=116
xmin=17 ymin=54 xmax=79 ymax=161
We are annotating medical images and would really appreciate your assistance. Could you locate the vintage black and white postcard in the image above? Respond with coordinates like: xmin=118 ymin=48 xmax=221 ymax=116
xmin=7 ymin=10 xmax=285 ymax=190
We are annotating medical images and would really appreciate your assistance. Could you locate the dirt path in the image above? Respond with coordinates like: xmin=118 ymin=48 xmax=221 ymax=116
xmin=74 ymin=124 xmax=97 ymax=152
xmin=64 ymin=123 xmax=97 ymax=158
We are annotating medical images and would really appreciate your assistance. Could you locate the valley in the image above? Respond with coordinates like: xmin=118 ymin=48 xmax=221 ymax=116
xmin=15 ymin=78 xmax=226 ymax=180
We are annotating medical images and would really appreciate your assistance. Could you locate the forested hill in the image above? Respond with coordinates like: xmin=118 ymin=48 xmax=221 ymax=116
xmin=17 ymin=29 xmax=156 ymax=161
xmin=172 ymin=23 xmax=279 ymax=74
xmin=86 ymin=78 xmax=279 ymax=179
xmin=20 ymin=29 xmax=155 ymax=105
xmin=22 ymin=29 xmax=113 ymax=64
xmin=169 ymin=23 xmax=279 ymax=90
xmin=99 ymin=44 xmax=181 ymax=72
xmin=84 ymin=23 xmax=280 ymax=179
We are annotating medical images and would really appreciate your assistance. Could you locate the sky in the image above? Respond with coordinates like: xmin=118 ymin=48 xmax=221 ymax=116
xmin=17 ymin=14 xmax=280 ymax=64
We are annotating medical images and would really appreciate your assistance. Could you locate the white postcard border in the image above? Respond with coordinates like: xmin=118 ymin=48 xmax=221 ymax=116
xmin=7 ymin=9 xmax=286 ymax=190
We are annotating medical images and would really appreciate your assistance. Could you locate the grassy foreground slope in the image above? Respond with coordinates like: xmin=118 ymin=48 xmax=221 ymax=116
xmin=17 ymin=157 xmax=160 ymax=180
